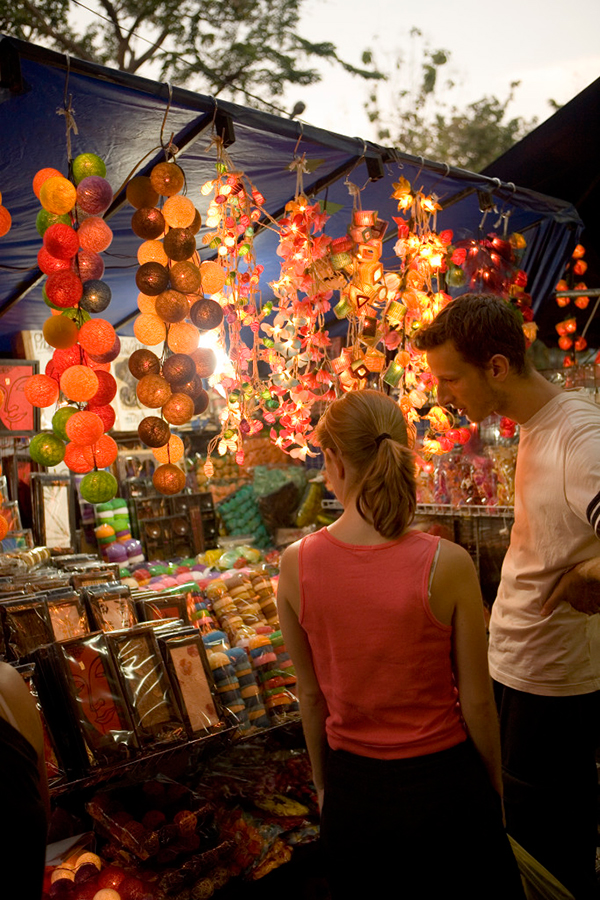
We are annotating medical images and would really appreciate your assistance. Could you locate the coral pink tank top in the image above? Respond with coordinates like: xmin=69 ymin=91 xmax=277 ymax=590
xmin=299 ymin=528 xmax=466 ymax=759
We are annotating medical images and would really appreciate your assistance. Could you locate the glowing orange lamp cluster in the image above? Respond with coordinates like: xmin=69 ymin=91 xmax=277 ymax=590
xmin=555 ymin=244 xmax=590 ymax=364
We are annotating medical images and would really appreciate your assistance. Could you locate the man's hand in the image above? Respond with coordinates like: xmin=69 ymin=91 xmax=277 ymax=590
xmin=541 ymin=561 xmax=600 ymax=617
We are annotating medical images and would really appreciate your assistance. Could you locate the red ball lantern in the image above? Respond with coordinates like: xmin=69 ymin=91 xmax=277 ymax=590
xmin=76 ymin=176 xmax=113 ymax=215
xmin=0 ymin=515 xmax=9 ymax=541
xmin=38 ymin=246 xmax=71 ymax=276
xmin=131 ymin=207 xmax=165 ymax=240
xmin=78 ymin=217 xmax=113 ymax=253
xmin=135 ymin=262 xmax=169 ymax=296
xmin=43 ymin=223 xmax=79 ymax=260
xmin=24 ymin=374 xmax=60 ymax=408
xmin=138 ymin=416 xmax=171 ymax=447
xmin=162 ymin=392 xmax=194 ymax=425
xmin=48 ymin=345 xmax=85 ymax=378
xmin=152 ymin=463 xmax=186 ymax=495
xmin=88 ymin=370 xmax=117 ymax=406
xmin=155 ymin=289 xmax=189 ymax=323
xmin=78 ymin=318 xmax=117 ymax=356
xmin=60 ymin=365 xmax=100 ymax=402
xmin=65 ymin=410 xmax=105 ymax=445
xmin=136 ymin=374 xmax=172 ymax=409
xmin=85 ymin=403 xmax=116 ymax=432
xmin=45 ymin=270 xmax=83 ymax=308
xmin=128 ymin=349 xmax=161 ymax=380
xmin=0 ymin=207 xmax=10 ymax=238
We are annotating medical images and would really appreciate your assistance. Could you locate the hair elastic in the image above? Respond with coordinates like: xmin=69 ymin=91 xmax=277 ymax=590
xmin=374 ymin=433 xmax=391 ymax=447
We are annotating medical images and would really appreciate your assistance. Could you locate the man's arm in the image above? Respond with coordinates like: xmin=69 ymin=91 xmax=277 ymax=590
xmin=541 ymin=558 xmax=600 ymax=617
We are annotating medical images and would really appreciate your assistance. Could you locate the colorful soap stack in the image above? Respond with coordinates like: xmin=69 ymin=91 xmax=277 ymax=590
xmin=206 ymin=649 xmax=249 ymax=730
xmin=94 ymin=498 xmax=144 ymax=566
xmin=225 ymin=647 xmax=270 ymax=730
xmin=189 ymin=598 xmax=217 ymax=634
xmin=249 ymin=632 xmax=299 ymax=723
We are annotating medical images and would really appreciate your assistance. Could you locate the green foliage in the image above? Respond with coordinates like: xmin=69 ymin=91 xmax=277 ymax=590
xmin=0 ymin=0 xmax=383 ymax=108
xmin=365 ymin=32 xmax=537 ymax=172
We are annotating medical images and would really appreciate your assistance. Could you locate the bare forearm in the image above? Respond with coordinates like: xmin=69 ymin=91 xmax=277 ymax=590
xmin=298 ymin=686 xmax=329 ymax=793
xmin=542 ymin=557 xmax=600 ymax=616
xmin=461 ymin=697 xmax=504 ymax=798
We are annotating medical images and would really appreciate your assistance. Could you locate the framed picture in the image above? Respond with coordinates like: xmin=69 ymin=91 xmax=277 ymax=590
xmin=0 ymin=359 xmax=40 ymax=436
xmin=30 ymin=473 xmax=76 ymax=548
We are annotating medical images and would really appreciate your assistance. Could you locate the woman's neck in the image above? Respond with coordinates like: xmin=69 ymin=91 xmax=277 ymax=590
xmin=326 ymin=499 xmax=402 ymax=546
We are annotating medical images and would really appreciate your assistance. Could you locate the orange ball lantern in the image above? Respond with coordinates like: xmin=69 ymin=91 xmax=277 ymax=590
xmin=133 ymin=313 xmax=167 ymax=346
xmin=65 ymin=410 xmax=105 ymax=445
xmin=24 ymin=374 xmax=60 ymax=408
xmin=82 ymin=434 xmax=119 ymax=468
xmin=189 ymin=347 xmax=217 ymax=378
xmin=155 ymin=290 xmax=189 ymax=323
xmin=200 ymin=261 xmax=227 ymax=294
xmin=136 ymin=374 xmax=172 ymax=409
xmin=0 ymin=206 xmax=12 ymax=238
xmin=78 ymin=217 xmax=113 ymax=253
xmin=152 ymin=462 xmax=186 ymax=495
xmin=60 ymin=365 xmax=100 ymax=402
xmin=39 ymin=176 xmax=77 ymax=215
xmin=169 ymin=261 xmax=202 ymax=294
xmin=42 ymin=315 xmax=79 ymax=350
xmin=128 ymin=349 xmax=161 ymax=380
xmin=152 ymin=434 xmax=184 ymax=464
xmin=0 ymin=515 xmax=9 ymax=541
xmin=78 ymin=319 xmax=117 ymax=356
xmin=162 ymin=392 xmax=194 ymax=426
xmin=162 ymin=195 xmax=196 ymax=228
xmin=33 ymin=167 xmax=64 ymax=198
xmin=150 ymin=162 xmax=185 ymax=197
xmin=137 ymin=240 xmax=168 ymax=266
xmin=137 ymin=293 xmax=157 ymax=314
xmin=126 ymin=175 xmax=160 ymax=209
xmin=168 ymin=321 xmax=200 ymax=355
xmin=131 ymin=207 xmax=165 ymax=240
xmin=64 ymin=441 xmax=94 ymax=473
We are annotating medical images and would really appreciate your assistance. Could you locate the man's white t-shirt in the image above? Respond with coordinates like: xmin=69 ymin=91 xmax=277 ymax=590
xmin=488 ymin=391 xmax=600 ymax=696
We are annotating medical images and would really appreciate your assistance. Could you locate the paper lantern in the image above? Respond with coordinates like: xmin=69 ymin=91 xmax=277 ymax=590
xmin=169 ymin=261 xmax=202 ymax=294
xmin=131 ymin=207 xmax=165 ymax=240
xmin=46 ymin=270 xmax=83 ymax=308
xmin=167 ymin=321 xmax=199 ymax=355
xmin=78 ymin=318 xmax=117 ymax=356
xmin=76 ymin=176 xmax=113 ymax=215
xmin=38 ymin=246 xmax=71 ymax=276
xmin=43 ymin=223 xmax=79 ymax=260
xmin=136 ymin=374 xmax=172 ymax=408
xmin=135 ymin=262 xmax=169 ymax=296
xmin=52 ymin=405 xmax=79 ymax=440
xmin=60 ymin=365 xmax=100 ymax=402
xmin=77 ymin=250 xmax=105 ymax=281
xmin=64 ymin=441 xmax=94 ymax=473
xmin=87 ymin=333 xmax=121 ymax=364
xmin=49 ymin=346 xmax=85 ymax=378
xmin=65 ymin=410 xmax=105 ymax=445
xmin=72 ymin=153 xmax=107 ymax=184
xmin=200 ymin=261 xmax=227 ymax=294
xmin=88 ymin=370 xmax=117 ymax=406
xmin=42 ymin=315 xmax=79 ymax=350
xmin=155 ymin=289 xmax=189 ymax=323
xmin=176 ymin=375 xmax=203 ymax=402
xmin=189 ymin=347 xmax=217 ymax=378
xmin=39 ymin=175 xmax=77 ymax=215
xmin=0 ymin=515 xmax=9 ymax=541
xmin=162 ymin=392 xmax=194 ymax=425
xmin=29 ymin=433 xmax=66 ymax=466
xmin=126 ymin=175 xmax=159 ymax=209
xmin=162 ymin=353 xmax=196 ymax=386
xmin=128 ymin=349 xmax=161 ymax=380
xmin=85 ymin=403 xmax=116 ymax=432
xmin=133 ymin=313 xmax=166 ymax=346
xmin=137 ymin=240 xmax=168 ymax=266
xmin=24 ymin=374 xmax=60 ymax=408
xmin=138 ymin=416 xmax=171 ymax=447
xmin=150 ymin=162 xmax=185 ymax=197
xmin=78 ymin=217 xmax=113 ymax=253
xmin=162 ymin=195 xmax=196 ymax=228
xmin=82 ymin=434 xmax=119 ymax=468
xmin=81 ymin=279 xmax=112 ymax=313
xmin=194 ymin=389 xmax=209 ymax=415
xmin=152 ymin=434 xmax=184 ymax=464
xmin=163 ymin=227 xmax=195 ymax=261
xmin=189 ymin=208 xmax=202 ymax=235
xmin=35 ymin=209 xmax=71 ymax=237
xmin=152 ymin=463 xmax=186 ymax=495
xmin=0 ymin=206 xmax=12 ymax=237
xmin=79 ymin=470 xmax=118 ymax=503
xmin=33 ymin=167 xmax=63 ymax=198
xmin=190 ymin=298 xmax=224 ymax=331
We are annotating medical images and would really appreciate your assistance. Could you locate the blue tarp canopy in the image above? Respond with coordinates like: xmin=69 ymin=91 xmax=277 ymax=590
xmin=0 ymin=34 xmax=583 ymax=354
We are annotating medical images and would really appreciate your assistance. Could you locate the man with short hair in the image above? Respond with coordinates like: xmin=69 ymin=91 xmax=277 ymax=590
xmin=415 ymin=293 xmax=600 ymax=899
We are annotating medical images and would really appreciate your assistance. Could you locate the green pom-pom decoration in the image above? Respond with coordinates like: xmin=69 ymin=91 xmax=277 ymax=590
xmin=52 ymin=406 xmax=79 ymax=441
xmin=29 ymin=433 xmax=66 ymax=466
xmin=79 ymin=470 xmax=118 ymax=503
xmin=72 ymin=152 xmax=106 ymax=184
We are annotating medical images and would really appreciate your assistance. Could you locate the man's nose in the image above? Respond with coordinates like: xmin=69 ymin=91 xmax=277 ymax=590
xmin=436 ymin=383 xmax=452 ymax=407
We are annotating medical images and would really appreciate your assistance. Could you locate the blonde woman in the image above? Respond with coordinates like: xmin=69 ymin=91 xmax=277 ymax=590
xmin=277 ymin=390 xmax=523 ymax=897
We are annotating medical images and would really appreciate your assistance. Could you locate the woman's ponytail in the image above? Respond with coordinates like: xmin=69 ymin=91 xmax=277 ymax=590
xmin=355 ymin=439 xmax=416 ymax=538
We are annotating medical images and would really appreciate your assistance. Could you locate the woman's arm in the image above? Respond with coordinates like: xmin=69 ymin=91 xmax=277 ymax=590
xmin=277 ymin=543 xmax=329 ymax=809
xmin=430 ymin=541 xmax=503 ymax=798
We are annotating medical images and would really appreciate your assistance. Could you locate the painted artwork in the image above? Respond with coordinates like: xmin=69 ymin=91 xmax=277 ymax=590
xmin=0 ymin=360 xmax=39 ymax=435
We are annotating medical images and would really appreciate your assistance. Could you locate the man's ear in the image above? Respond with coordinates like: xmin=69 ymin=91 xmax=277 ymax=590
xmin=488 ymin=354 xmax=510 ymax=382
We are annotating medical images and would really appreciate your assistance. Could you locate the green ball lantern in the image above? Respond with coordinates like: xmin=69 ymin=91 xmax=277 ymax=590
xmin=29 ymin=433 xmax=66 ymax=467
xmin=52 ymin=406 xmax=79 ymax=441
xmin=79 ymin=470 xmax=118 ymax=503
xmin=36 ymin=210 xmax=71 ymax=238
xmin=72 ymin=153 xmax=107 ymax=185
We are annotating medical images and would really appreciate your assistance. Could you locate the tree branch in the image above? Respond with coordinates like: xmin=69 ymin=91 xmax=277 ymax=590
xmin=20 ymin=0 xmax=96 ymax=61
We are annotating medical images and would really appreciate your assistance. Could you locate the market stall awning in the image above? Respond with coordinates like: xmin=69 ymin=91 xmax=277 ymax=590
xmin=0 ymin=34 xmax=583 ymax=354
